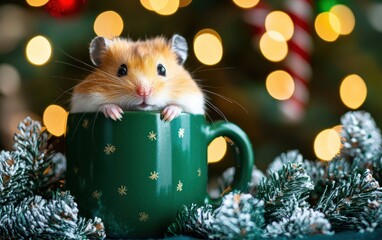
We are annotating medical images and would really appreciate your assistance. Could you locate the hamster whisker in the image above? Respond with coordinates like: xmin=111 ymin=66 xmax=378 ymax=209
xmin=59 ymin=50 xmax=99 ymax=70
xmin=54 ymin=60 xmax=120 ymax=83
xmin=203 ymin=110 xmax=216 ymax=128
xmin=205 ymin=99 xmax=228 ymax=122
xmin=59 ymin=50 xmax=124 ymax=83
xmin=192 ymin=66 xmax=235 ymax=74
xmin=203 ymin=89 xmax=248 ymax=114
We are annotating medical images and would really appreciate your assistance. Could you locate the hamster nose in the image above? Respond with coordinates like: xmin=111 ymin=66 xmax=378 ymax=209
xmin=136 ymin=86 xmax=152 ymax=97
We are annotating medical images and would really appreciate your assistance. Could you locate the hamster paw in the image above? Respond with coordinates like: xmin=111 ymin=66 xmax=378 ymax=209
xmin=161 ymin=105 xmax=182 ymax=122
xmin=101 ymin=104 xmax=124 ymax=121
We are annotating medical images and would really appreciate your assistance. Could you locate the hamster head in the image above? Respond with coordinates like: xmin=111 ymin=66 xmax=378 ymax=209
xmin=73 ymin=34 xmax=204 ymax=113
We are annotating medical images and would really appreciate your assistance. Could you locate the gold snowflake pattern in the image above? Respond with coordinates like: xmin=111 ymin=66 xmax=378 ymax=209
xmin=82 ymin=119 xmax=90 ymax=129
xmin=147 ymin=131 xmax=157 ymax=141
xmin=197 ymin=168 xmax=201 ymax=177
xmin=117 ymin=185 xmax=127 ymax=195
xmin=149 ymin=171 xmax=159 ymax=180
xmin=176 ymin=180 xmax=183 ymax=192
xmin=139 ymin=212 xmax=149 ymax=222
xmin=104 ymin=143 xmax=116 ymax=155
xmin=92 ymin=190 xmax=102 ymax=199
xmin=178 ymin=128 xmax=185 ymax=138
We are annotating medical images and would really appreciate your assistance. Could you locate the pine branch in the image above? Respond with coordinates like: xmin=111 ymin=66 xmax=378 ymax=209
xmin=167 ymin=203 xmax=214 ymax=238
xmin=264 ymin=196 xmax=332 ymax=238
xmin=0 ymin=117 xmax=105 ymax=239
xmin=209 ymin=193 xmax=264 ymax=239
xmin=315 ymin=169 xmax=382 ymax=232
xmin=167 ymin=192 xmax=264 ymax=239
xmin=0 ymin=191 xmax=105 ymax=239
xmin=267 ymin=150 xmax=303 ymax=174
xmin=340 ymin=111 xmax=382 ymax=165
xmin=257 ymin=162 xmax=314 ymax=222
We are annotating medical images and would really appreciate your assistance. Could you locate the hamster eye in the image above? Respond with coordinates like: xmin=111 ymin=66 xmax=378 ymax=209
xmin=117 ymin=64 xmax=128 ymax=77
xmin=157 ymin=64 xmax=166 ymax=77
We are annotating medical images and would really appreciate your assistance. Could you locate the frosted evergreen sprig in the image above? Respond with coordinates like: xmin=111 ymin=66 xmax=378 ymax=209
xmin=264 ymin=195 xmax=332 ymax=238
xmin=0 ymin=191 xmax=105 ymax=239
xmin=167 ymin=203 xmax=214 ymax=238
xmin=167 ymin=192 xmax=265 ymax=239
xmin=340 ymin=111 xmax=382 ymax=163
xmin=257 ymin=162 xmax=314 ymax=222
xmin=0 ymin=150 xmax=34 ymax=205
xmin=210 ymin=192 xmax=264 ymax=239
xmin=267 ymin=150 xmax=303 ymax=174
xmin=315 ymin=169 xmax=382 ymax=232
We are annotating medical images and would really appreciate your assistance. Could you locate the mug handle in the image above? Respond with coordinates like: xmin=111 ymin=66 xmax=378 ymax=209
xmin=206 ymin=121 xmax=254 ymax=194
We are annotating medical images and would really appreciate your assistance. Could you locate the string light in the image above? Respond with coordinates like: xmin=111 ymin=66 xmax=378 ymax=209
xmin=330 ymin=4 xmax=355 ymax=35
xmin=193 ymin=29 xmax=223 ymax=65
xmin=314 ymin=129 xmax=341 ymax=161
xmin=259 ymin=31 xmax=288 ymax=62
xmin=93 ymin=11 xmax=124 ymax=37
xmin=340 ymin=74 xmax=367 ymax=109
xmin=315 ymin=12 xmax=340 ymax=42
xmin=265 ymin=11 xmax=294 ymax=41
xmin=208 ymin=137 xmax=227 ymax=163
xmin=266 ymin=70 xmax=295 ymax=100
xmin=43 ymin=105 xmax=68 ymax=137
xmin=26 ymin=0 xmax=49 ymax=7
xmin=26 ymin=35 xmax=52 ymax=66
xmin=232 ymin=0 xmax=260 ymax=9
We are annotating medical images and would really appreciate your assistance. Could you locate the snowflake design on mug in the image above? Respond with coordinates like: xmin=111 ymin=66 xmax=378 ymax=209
xmin=147 ymin=131 xmax=157 ymax=141
xmin=138 ymin=212 xmax=149 ymax=222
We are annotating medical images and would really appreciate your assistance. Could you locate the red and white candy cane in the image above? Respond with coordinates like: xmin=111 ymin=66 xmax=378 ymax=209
xmin=280 ymin=0 xmax=314 ymax=122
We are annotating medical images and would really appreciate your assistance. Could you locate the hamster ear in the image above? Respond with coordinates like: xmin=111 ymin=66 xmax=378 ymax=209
xmin=170 ymin=34 xmax=188 ymax=65
xmin=89 ymin=36 xmax=112 ymax=66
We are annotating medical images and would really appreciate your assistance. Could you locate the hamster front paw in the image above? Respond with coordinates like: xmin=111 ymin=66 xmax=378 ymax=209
xmin=161 ymin=105 xmax=182 ymax=122
xmin=100 ymin=104 xmax=124 ymax=121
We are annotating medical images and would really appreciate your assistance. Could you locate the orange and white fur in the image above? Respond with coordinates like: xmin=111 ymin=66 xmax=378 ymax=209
xmin=70 ymin=34 xmax=205 ymax=121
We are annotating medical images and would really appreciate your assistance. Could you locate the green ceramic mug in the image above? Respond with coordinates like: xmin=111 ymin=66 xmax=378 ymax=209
xmin=65 ymin=111 xmax=254 ymax=238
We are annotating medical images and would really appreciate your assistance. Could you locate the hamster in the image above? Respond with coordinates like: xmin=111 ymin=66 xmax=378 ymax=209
xmin=70 ymin=34 xmax=205 ymax=122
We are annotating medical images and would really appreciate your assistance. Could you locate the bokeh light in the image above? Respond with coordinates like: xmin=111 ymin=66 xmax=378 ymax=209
xmin=140 ymin=0 xmax=154 ymax=11
xmin=315 ymin=12 xmax=340 ymax=42
xmin=26 ymin=35 xmax=52 ymax=66
xmin=314 ymin=129 xmax=341 ymax=161
xmin=179 ymin=0 xmax=192 ymax=7
xmin=26 ymin=0 xmax=49 ymax=7
xmin=367 ymin=3 xmax=382 ymax=32
xmin=149 ymin=0 xmax=167 ymax=11
xmin=259 ymin=31 xmax=288 ymax=62
xmin=340 ymin=74 xmax=367 ymax=109
xmin=43 ymin=105 xmax=68 ymax=137
xmin=194 ymin=29 xmax=223 ymax=65
xmin=208 ymin=137 xmax=227 ymax=163
xmin=266 ymin=70 xmax=295 ymax=100
xmin=265 ymin=11 xmax=294 ymax=41
xmin=0 ymin=5 xmax=27 ymax=54
xmin=232 ymin=0 xmax=260 ymax=9
xmin=330 ymin=4 xmax=355 ymax=35
xmin=154 ymin=0 xmax=179 ymax=16
xmin=94 ymin=11 xmax=124 ymax=37
xmin=0 ymin=64 xmax=21 ymax=96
